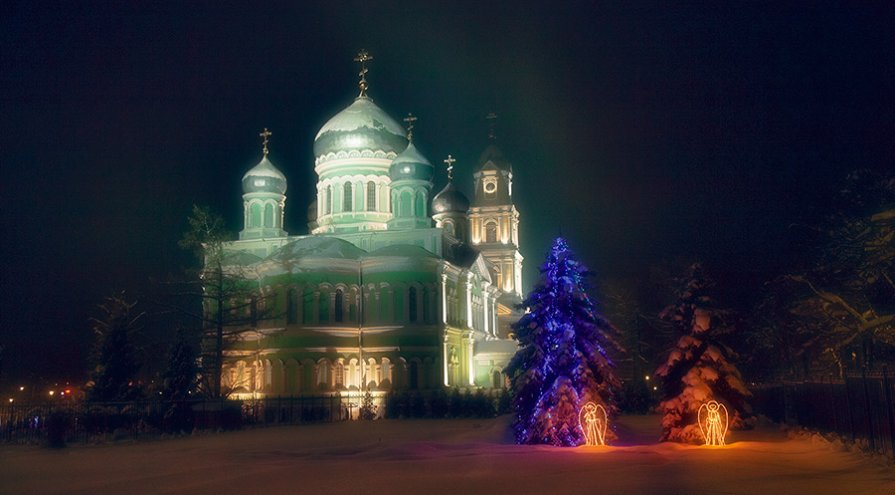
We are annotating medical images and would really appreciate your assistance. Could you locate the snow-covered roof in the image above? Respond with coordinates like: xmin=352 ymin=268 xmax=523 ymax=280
xmin=366 ymin=244 xmax=438 ymax=259
xmin=265 ymin=236 xmax=365 ymax=262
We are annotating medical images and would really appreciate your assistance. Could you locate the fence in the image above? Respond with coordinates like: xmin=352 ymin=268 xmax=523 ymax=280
xmin=0 ymin=394 xmax=366 ymax=445
xmin=751 ymin=366 xmax=895 ymax=458
xmin=1 ymin=389 xmax=508 ymax=445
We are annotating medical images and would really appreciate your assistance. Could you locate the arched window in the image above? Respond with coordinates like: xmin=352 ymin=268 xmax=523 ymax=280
xmin=408 ymin=287 xmax=418 ymax=322
xmin=400 ymin=191 xmax=412 ymax=218
xmin=485 ymin=222 xmax=497 ymax=243
xmin=319 ymin=290 xmax=329 ymax=323
xmin=325 ymin=186 xmax=332 ymax=214
xmin=264 ymin=203 xmax=274 ymax=227
xmin=367 ymin=181 xmax=376 ymax=211
xmin=287 ymin=288 xmax=297 ymax=324
xmin=302 ymin=288 xmax=314 ymax=324
xmin=334 ymin=289 xmax=344 ymax=323
xmin=415 ymin=191 xmax=426 ymax=217
xmin=343 ymin=182 xmax=353 ymax=212
xmin=334 ymin=362 xmax=345 ymax=389
xmin=409 ymin=361 xmax=419 ymax=390
xmin=317 ymin=360 xmax=330 ymax=389
xmin=250 ymin=203 xmax=262 ymax=228
xmin=422 ymin=287 xmax=430 ymax=323
xmin=443 ymin=220 xmax=455 ymax=237
xmin=394 ymin=290 xmax=404 ymax=322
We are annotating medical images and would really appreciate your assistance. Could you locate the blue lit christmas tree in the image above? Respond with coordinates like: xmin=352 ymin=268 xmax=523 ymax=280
xmin=505 ymin=237 xmax=621 ymax=446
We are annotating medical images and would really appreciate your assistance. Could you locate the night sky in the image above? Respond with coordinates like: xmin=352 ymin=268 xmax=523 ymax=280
xmin=2 ymin=1 xmax=893 ymax=385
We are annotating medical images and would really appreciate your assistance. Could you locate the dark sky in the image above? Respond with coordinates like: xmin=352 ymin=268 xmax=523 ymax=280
xmin=2 ymin=1 xmax=893 ymax=384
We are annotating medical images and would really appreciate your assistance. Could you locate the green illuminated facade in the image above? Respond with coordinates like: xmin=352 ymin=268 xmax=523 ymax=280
xmin=217 ymin=68 xmax=524 ymax=400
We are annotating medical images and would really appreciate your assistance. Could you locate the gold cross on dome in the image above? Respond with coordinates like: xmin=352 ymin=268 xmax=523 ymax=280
xmin=444 ymin=154 xmax=456 ymax=181
xmin=486 ymin=112 xmax=498 ymax=140
xmin=259 ymin=128 xmax=272 ymax=156
xmin=403 ymin=113 xmax=417 ymax=141
xmin=354 ymin=49 xmax=374 ymax=97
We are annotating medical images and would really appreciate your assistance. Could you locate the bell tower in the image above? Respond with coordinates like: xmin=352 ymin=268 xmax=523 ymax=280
xmin=468 ymin=114 xmax=523 ymax=299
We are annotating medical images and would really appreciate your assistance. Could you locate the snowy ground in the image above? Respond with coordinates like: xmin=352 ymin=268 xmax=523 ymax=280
xmin=2 ymin=415 xmax=893 ymax=495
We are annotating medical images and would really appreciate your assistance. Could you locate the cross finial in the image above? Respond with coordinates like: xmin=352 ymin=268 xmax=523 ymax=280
xmin=259 ymin=128 xmax=272 ymax=156
xmin=444 ymin=154 xmax=456 ymax=181
xmin=486 ymin=112 xmax=498 ymax=140
xmin=354 ymin=49 xmax=374 ymax=98
xmin=403 ymin=113 xmax=418 ymax=142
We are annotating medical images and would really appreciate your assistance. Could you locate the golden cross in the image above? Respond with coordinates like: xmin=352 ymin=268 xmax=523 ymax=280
xmin=486 ymin=112 xmax=498 ymax=140
xmin=354 ymin=49 xmax=374 ymax=97
xmin=444 ymin=154 xmax=456 ymax=181
xmin=259 ymin=128 xmax=272 ymax=156
xmin=403 ymin=113 xmax=417 ymax=141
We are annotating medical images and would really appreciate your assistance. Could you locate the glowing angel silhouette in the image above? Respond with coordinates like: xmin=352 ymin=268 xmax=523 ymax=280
xmin=697 ymin=400 xmax=729 ymax=446
xmin=579 ymin=401 xmax=608 ymax=446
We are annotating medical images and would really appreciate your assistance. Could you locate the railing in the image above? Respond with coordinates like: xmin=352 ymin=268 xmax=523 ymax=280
xmin=751 ymin=366 xmax=895 ymax=459
xmin=0 ymin=394 xmax=363 ymax=445
xmin=0 ymin=388 xmax=509 ymax=445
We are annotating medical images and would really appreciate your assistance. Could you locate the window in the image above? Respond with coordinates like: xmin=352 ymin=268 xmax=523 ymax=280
xmin=443 ymin=220 xmax=455 ymax=237
xmin=334 ymin=363 xmax=344 ymax=389
xmin=409 ymin=361 xmax=419 ymax=390
xmin=394 ymin=290 xmax=404 ymax=322
xmin=287 ymin=288 xmax=297 ymax=324
xmin=334 ymin=289 xmax=344 ymax=323
xmin=485 ymin=222 xmax=497 ymax=243
xmin=325 ymin=186 xmax=332 ymax=214
xmin=250 ymin=203 xmax=262 ymax=228
xmin=264 ymin=203 xmax=274 ymax=227
xmin=400 ymin=191 xmax=412 ymax=218
xmin=367 ymin=181 xmax=376 ymax=211
xmin=415 ymin=191 xmax=426 ymax=217
xmin=408 ymin=287 xmax=418 ymax=322
xmin=319 ymin=291 xmax=329 ymax=323
xmin=422 ymin=287 xmax=430 ymax=323
xmin=302 ymin=288 xmax=314 ymax=324
xmin=343 ymin=182 xmax=352 ymax=212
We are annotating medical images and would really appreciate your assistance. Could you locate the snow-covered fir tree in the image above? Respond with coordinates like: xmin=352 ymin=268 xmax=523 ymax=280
xmin=656 ymin=263 xmax=750 ymax=443
xmin=506 ymin=237 xmax=621 ymax=446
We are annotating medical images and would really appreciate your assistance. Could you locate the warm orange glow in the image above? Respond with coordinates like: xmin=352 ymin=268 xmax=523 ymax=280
xmin=579 ymin=401 xmax=608 ymax=446
xmin=48 ymin=390 xmax=55 ymax=396
xmin=698 ymin=400 xmax=729 ymax=446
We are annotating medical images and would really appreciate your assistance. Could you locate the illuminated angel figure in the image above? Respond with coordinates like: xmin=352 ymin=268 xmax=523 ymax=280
xmin=697 ymin=400 xmax=729 ymax=446
xmin=579 ymin=401 xmax=608 ymax=446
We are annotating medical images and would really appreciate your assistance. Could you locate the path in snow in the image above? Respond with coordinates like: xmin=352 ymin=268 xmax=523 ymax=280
xmin=2 ymin=415 xmax=893 ymax=495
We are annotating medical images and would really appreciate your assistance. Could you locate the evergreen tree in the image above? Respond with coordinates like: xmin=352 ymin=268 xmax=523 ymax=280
xmin=506 ymin=237 xmax=621 ymax=446
xmin=656 ymin=263 xmax=750 ymax=443
xmin=162 ymin=326 xmax=199 ymax=401
xmin=88 ymin=293 xmax=144 ymax=402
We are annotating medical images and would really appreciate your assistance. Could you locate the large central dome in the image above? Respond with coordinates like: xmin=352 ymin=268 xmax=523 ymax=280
xmin=313 ymin=97 xmax=407 ymax=159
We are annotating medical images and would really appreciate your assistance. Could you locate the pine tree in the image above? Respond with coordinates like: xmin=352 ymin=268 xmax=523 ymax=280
xmin=88 ymin=293 xmax=144 ymax=402
xmin=505 ymin=237 xmax=621 ymax=446
xmin=656 ymin=263 xmax=750 ymax=443
xmin=162 ymin=326 xmax=199 ymax=401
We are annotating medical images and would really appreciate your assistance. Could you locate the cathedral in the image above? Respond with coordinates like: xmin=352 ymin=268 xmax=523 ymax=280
xmin=220 ymin=52 xmax=524 ymax=400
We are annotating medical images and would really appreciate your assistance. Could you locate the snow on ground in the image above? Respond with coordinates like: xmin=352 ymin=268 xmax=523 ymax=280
xmin=2 ymin=415 xmax=893 ymax=495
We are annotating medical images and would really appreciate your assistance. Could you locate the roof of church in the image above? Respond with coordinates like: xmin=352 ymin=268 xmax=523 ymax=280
xmin=432 ymin=182 xmax=470 ymax=214
xmin=267 ymin=236 xmax=366 ymax=261
xmin=367 ymin=244 xmax=438 ymax=259
xmin=476 ymin=142 xmax=512 ymax=172
xmin=242 ymin=155 xmax=287 ymax=194
xmin=389 ymin=142 xmax=434 ymax=182
xmin=313 ymin=97 xmax=408 ymax=158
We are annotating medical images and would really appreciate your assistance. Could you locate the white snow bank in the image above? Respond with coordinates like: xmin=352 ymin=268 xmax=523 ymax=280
xmin=2 ymin=416 xmax=893 ymax=495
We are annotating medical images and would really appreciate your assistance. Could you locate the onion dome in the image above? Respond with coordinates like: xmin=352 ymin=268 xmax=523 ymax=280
xmin=432 ymin=182 xmax=470 ymax=214
xmin=242 ymin=155 xmax=287 ymax=194
xmin=389 ymin=142 xmax=434 ymax=182
xmin=313 ymin=97 xmax=408 ymax=159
